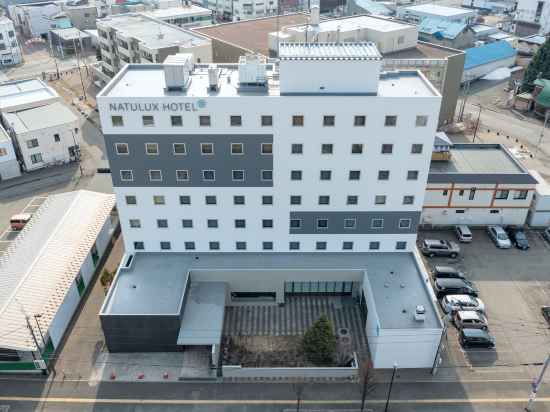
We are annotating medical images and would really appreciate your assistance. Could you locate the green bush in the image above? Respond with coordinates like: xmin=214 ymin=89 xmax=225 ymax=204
xmin=100 ymin=268 xmax=114 ymax=287
xmin=302 ymin=315 xmax=336 ymax=365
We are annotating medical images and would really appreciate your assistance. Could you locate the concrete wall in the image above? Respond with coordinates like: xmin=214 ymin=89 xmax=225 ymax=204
xmin=422 ymin=206 xmax=530 ymax=226
xmin=440 ymin=50 xmax=465 ymax=126
xmin=209 ymin=38 xmax=247 ymax=63
xmin=0 ymin=136 xmax=21 ymax=180
xmin=49 ymin=281 xmax=80 ymax=349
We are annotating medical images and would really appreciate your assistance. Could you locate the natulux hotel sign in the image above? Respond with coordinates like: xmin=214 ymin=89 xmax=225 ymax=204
xmin=109 ymin=99 xmax=207 ymax=112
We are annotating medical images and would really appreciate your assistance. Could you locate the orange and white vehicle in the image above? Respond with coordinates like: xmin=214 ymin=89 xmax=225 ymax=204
xmin=10 ymin=213 xmax=32 ymax=230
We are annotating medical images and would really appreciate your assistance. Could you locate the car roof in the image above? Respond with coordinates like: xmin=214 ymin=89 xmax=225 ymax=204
xmin=436 ymin=278 xmax=468 ymax=286
xmin=462 ymin=328 xmax=490 ymax=338
xmin=456 ymin=310 xmax=482 ymax=320
xmin=490 ymin=225 xmax=505 ymax=232
xmin=424 ymin=239 xmax=447 ymax=244
xmin=445 ymin=294 xmax=476 ymax=303
xmin=435 ymin=265 xmax=459 ymax=273
xmin=10 ymin=213 xmax=32 ymax=220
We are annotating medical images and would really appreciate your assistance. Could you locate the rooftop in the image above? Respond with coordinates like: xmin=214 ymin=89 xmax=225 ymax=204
xmin=3 ymin=101 xmax=78 ymax=134
xmin=97 ymin=13 xmax=210 ymax=50
xmin=351 ymin=0 xmax=392 ymax=15
xmin=464 ymin=41 xmax=516 ymax=70
xmin=400 ymin=4 xmax=476 ymax=17
xmin=288 ymin=15 xmax=413 ymax=34
xmin=384 ymin=41 xmax=463 ymax=59
xmin=0 ymin=79 xmax=59 ymax=112
xmin=519 ymin=34 xmax=547 ymax=45
xmin=418 ymin=17 xmax=467 ymax=40
xmin=279 ymin=42 xmax=382 ymax=60
xmin=0 ymin=190 xmax=115 ymax=351
xmin=50 ymin=27 xmax=91 ymax=41
xmin=101 ymin=252 xmax=441 ymax=330
xmin=143 ymin=4 xmax=211 ymax=20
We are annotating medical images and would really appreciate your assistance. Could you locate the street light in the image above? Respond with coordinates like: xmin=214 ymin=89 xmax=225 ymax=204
xmin=384 ymin=363 xmax=398 ymax=412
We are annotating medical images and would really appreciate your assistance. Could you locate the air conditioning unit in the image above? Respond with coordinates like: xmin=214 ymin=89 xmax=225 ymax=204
xmin=414 ymin=305 xmax=426 ymax=322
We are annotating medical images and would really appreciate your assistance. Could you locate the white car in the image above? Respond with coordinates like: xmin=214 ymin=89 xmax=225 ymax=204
xmin=487 ymin=225 xmax=512 ymax=249
xmin=440 ymin=294 xmax=486 ymax=314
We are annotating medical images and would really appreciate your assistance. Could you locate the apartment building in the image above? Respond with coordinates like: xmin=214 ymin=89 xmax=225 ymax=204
xmin=515 ymin=0 xmax=550 ymax=35
xmin=12 ymin=2 xmax=68 ymax=38
xmin=143 ymin=4 xmax=213 ymax=28
xmin=0 ymin=124 xmax=21 ymax=181
xmin=97 ymin=43 xmax=444 ymax=369
xmin=0 ymin=17 xmax=21 ymax=66
xmin=202 ymin=0 xmax=278 ymax=21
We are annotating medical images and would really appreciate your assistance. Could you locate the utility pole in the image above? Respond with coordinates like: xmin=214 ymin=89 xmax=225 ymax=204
xmin=473 ymin=104 xmax=482 ymax=142
xmin=384 ymin=364 xmax=397 ymax=412
xmin=458 ymin=80 xmax=471 ymax=122
xmin=535 ymin=110 xmax=550 ymax=157
xmin=525 ymin=354 xmax=550 ymax=412
xmin=72 ymin=37 xmax=87 ymax=101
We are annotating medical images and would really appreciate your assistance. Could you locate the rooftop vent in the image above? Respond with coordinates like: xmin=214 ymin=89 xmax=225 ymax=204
xmin=163 ymin=53 xmax=193 ymax=92
xmin=310 ymin=4 xmax=320 ymax=27
xmin=414 ymin=305 xmax=426 ymax=322
xmin=208 ymin=64 xmax=219 ymax=91
xmin=238 ymin=54 xmax=267 ymax=90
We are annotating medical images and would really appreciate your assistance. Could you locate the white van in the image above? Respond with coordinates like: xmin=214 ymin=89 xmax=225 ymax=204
xmin=455 ymin=225 xmax=472 ymax=243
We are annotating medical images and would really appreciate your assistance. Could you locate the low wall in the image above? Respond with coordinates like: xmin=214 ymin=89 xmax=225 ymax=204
xmin=222 ymin=353 xmax=358 ymax=380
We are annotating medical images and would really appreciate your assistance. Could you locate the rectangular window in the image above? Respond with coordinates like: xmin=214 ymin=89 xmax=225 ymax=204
xmin=185 ymin=241 xmax=196 ymax=250
xmin=111 ymin=115 xmax=123 ymax=127
xmin=173 ymin=143 xmax=186 ymax=155
xmin=235 ymin=219 xmax=246 ymax=228
xmin=142 ymin=115 xmax=154 ymax=127
xmin=291 ymin=170 xmax=302 ymax=180
xmin=455 ymin=209 xmax=465 ymax=214
xmin=351 ymin=144 xmax=363 ymax=154
xmin=403 ymin=195 xmax=414 ymax=205
xmin=490 ymin=209 xmax=500 ymax=214
xmin=371 ymin=218 xmax=384 ymax=229
xmin=160 ymin=241 xmax=171 ymax=250
xmin=26 ymin=138 xmax=39 ymax=149
xmin=291 ymin=144 xmax=303 ymax=154
xmin=317 ymin=218 xmax=328 ymax=229
xmin=234 ymin=195 xmax=245 ymax=205
xmin=209 ymin=241 xmax=220 ymax=250
xmin=263 ymin=241 xmax=273 ymax=250
xmin=230 ymin=115 xmax=242 ymax=126
xmin=396 ymin=241 xmax=407 ymax=250
xmin=261 ymin=115 xmax=273 ymax=126
xmin=53 ymin=133 xmax=60 ymax=142
xmin=290 ymin=195 xmax=301 ymax=205
xmin=120 ymin=169 xmax=133 ymax=181
xmin=289 ymin=241 xmax=300 ymax=250
xmin=153 ymin=195 xmax=165 ymax=205
xmin=316 ymin=241 xmax=327 ymax=250
xmin=262 ymin=219 xmax=273 ymax=228
xmin=411 ymin=144 xmax=423 ymax=154
xmin=381 ymin=144 xmax=393 ymax=154
xmin=182 ymin=219 xmax=193 ymax=228
xmin=375 ymin=195 xmax=386 ymax=205
xmin=134 ymin=241 xmax=144 ymax=250
xmin=205 ymin=195 xmax=217 ymax=205
xmin=292 ymin=115 xmax=304 ymax=126
xmin=321 ymin=144 xmax=333 ymax=154
xmin=115 ymin=142 xmax=129 ymax=155
xmin=129 ymin=219 xmax=141 ymax=228
xmin=146 ymin=143 xmax=159 ymax=155
xmin=261 ymin=169 xmax=273 ymax=181
xmin=323 ymin=115 xmax=335 ymax=126
xmin=344 ymin=218 xmax=356 ymax=229
xmin=125 ymin=195 xmax=137 ymax=205
xmin=343 ymin=241 xmax=353 ymax=250
xmin=469 ymin=188 xmax=476 ymax=200
xmin=261 ymin=143 xmax=273 ymax=155
xmin=369 ymin=241 xmax=380 ymax=250
xmin=202 ymin=170 xmax=215 ymax=181
xmin=416 ymin=115 xmax=428 ymax=127
xmin=207 ymin=219 xmax=218 ymax=228
xmin=385 ymin=115 xmax=397 ymax=127
xmin=201 ymin=143 xmax=214 ymax=155
xmin=290 ymin=219 xmax=301 ymax=228
xmin=231 ymin=143 xmax=244 ymax=155
xmin=199 ymin=115 xmax=211 ymax=126
xmin=236 ymin=241 xmax=247 ymax=250
xmin=349 ymin=170 xmax=361 ymax=180
xmin=171 ymin=115 xmax=183 ymax=127
xmin=232 ymin=170 xmax=245 ymax=181
xmin=378 ymin=170 xmax=390 ymax=180
xmin=459 ymin=190 xmax=465 ymax=196
xmin=157 ymin=219 xmax=168 ymax=228
xmin=399 ymin=218 xmax=411 ymax=229
xmin=262 ymin=195 xmax=273 ymax=205
xmin=318 ymin=195 xmax=330 ymax=205
xmin=354 ymin=115 xmax=366 ymax=126
xmin=149 ymin=170 xmax=162 ymax=181
xmin=495 ymin=190 xmax=509 ymax=200
xmin=514 ymin=190 xmax=528 ymax=200
xmin=407 ymin=170 xmax=419 ymax=180
xmin=347 ymin=195 xmax=358 ymax=205
xmin=320 ymin=170 xmax=332 ymax=180
xmin=176 ymin=170 xmax=189 ymax=181
xmin=180 ymin=195 xmax=191 ymax=205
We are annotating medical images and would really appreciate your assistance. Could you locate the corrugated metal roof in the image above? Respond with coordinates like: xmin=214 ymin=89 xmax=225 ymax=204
xmin=3 ymin=101 xmax=78 ymax=134
xmin=0 ymin=190 xmax=115 ymax=352
xmin=279 ymin=42 xmax=382 ymax=60
xmin=464 ymin=41 xmax=517 ymax=70
xmin=418 ymin=17 xmax=467 ymax=40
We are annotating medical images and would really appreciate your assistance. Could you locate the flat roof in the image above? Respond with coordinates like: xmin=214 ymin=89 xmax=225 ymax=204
xmin=401 ymin=4 xmax=475 ymax=17
xmin=279 ymin=42 xmax=382 ymax=60
xmin=97 ymin=13 xmax=210 ymax=50
xmin=0 ymin=190 xmax=115 ymax=351
xmin=384 ymin=41 xmax=463 ymax=59
xmin=102 ymin=252 xmax=441 ymax=330
xmin=50 ymin=27 xmax=91 ymax=41
xmin=193 ymin=13 xmax=310 ymax=56
xmin=3 ymin=101 xmax=77 ymax=134
xmin=288 ymin=15 xmax=414 ymax=33
xmin=143 ymin=4 xmax=211 ymax=20
xmin=0 ymin=78 xmax=59 ymax=112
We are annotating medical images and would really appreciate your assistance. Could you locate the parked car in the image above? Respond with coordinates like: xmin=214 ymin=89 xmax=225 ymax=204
xmin=543 ymin=227 xmax=550 ymax=242
xmin=487 ymin=225 xmax=512 ymax=249
xmin=434 ymin=278 xmax=478 ymax=299
xmin=541 ymin=306 xmax=550 ymax=325
xmin=420 ymin=239 xmax=460 ymax=258
xmin=9 ymin=213 xmax=32 ymax=231
xmin=440 ymin=294 xmax=485 ymax=314
xmin=455 ymin=225 xmax=472 ymax=243
xmin=433 ymin=265 xmax=466 ymax=280
xmin=506 ymin=227 xmax=530 ymax=250
xmin=459 ymin=328 xmax=495 ymax=349
xmin=453 ymin=310 xmax=488 ymax=330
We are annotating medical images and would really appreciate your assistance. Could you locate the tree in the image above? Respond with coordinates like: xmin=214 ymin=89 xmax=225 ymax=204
xmin=100 ymin=268 xmax=114 ymax=287
xmin=522 ymin=38 xmax=550 ymax=92
xmin=302 ymin=315 xmax=336 ymax=365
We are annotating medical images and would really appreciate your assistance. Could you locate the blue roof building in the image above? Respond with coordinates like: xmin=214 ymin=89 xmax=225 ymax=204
xmin=463 ymin=41 xmax=517 ymax=81
xmin=418 ymin=17 xmax=474 ymax=49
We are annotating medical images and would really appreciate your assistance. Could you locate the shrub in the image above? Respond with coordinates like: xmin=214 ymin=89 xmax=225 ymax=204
xmin=302 ymin=315 xmax=336 ymax=365
xmin=100 ymin=268 xmax=114 ymax=287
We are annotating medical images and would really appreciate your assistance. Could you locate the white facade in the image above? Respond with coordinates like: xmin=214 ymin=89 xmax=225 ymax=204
xmin=515 ymin=0 xmax=550 ymax=34
xmin=397 ymin=4 xmax=477 ymax=24
xmin=527 ymin=170 xmax=550 ymax=227
xmin=204 ymin=0 xmax=277 ymax=21
xmin=0 ymin=17 xmax=21 ymax=66
xmin=0 ymin=124 xmax=20 ymax=180
xmin=143 ymin=5 xmax=213 ymax=28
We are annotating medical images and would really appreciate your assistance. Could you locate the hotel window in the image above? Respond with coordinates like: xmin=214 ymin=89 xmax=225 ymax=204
xmin=411 ymin=144 xmax=423 ymax=154
xmin=290 ymin=195 xmax=301 ymax=205
xmin=111 ymin=115 xmax=123 ymax=127
xmin=514 ymin=190 xmax=528 ymax=200
xmin=490 ymin=209 xmax=500 ymax=214
xmin=290 ymin=219 xmax=301 ymax=229
xmin=375 ymin=195 xmax=386 ymax=205
xmin=233 ymin=195 xmax=245 ymax=205
xmin=173 ymin=143 xmax=186 ymax=155
xmin=176 ymin=170 xmax=189 ymax=181
xmin=378 ymin=170 xmax=390 ymax=180
xmin=120 ymin=170 xmax=133 ymax=181
xmin=291 ymin=143 xmax=303 ymax=154
xmin=403 ymin=195 xmax=415 ymax=205
xmin=344 ymin=218 xmax=356 ymax=229
xmin=205 ymin=195 xmax=217 ymax=205
xmin=207 ymin=219 xmax=218 ymax=228
xmin=289 ymin=241 xmax=300 ymax=250
xmin=145 ymin=143 xmax=159 ymax=155
xmin=179 ymin=195 xmax=191 ymax=205
xmin=209 ymin=241 xmax=220 ymax=250
xmin=407 ymin=170 xmax=419 ymax=180
xmin=396 ymin=241 xmax=407 ymax=250
xmin=385 ymin=115 xmax=397 ymax=127
xmin=349 ymin=170 xmax=361 ymax=180
xmin=469 ymin=188 xmax=476 ymax=200
xmin=261 ymin=143 xmax=273 ymax=155
xmin=201 ymin=143 xmax=214 ymax=155
xmin=30 ymin=153 xmax=43 ymax=164
xmin=495 ymin=190 xmax=509 ymax=200
xmin=182 ymin=219 xmax=193 ymax=228
xmin=235 ymin=219 xmax=246 ymax=228
xmin=157 ymin=219 xmax=168 ymax=228
xmin=202 ymin=170 xmax=215 ymax=181
xmin=171 ymin=115 xmax=183 ymax=127
xmin=371 ymin=218 xmax=384 ymax=229
xmin=160 ymin=241 xmax=171 ymax=250
xmin=261 ymin=169 xmax=273 ymax=181
xmin=381 ymin=144 xmax=393 ymax=154
xmin=115 ymin=142 xmax=129 ymax=155
xmin=347 ymin=195 xmax=358 ymax=205
xmin=262 ymin=195 xmax=273 ymax=205
xmin=262 ymin=219 xmax=273 ymax=228
xmin=236 ymin=241 xmax=247 ymax=250
xmin=291 ymin=170 xmax=303 ymax=180
xmin=323 ymin=115 xmax=335 ymax=126
xmin=416 ymin=115 xmax=428 ymax=127
xmin=231 ymin=143 xmax=244 ymax=155
xmin=134 ymin=241 xmax=144 ymax=250
xmin=321 ymin=144 xmax=333 ymax=154
xmin=318 ymin=195 xmax=330 ymax=205
xmin=316 ymin=241 xmax=327 ymax=250
xmin=343 ymin=241 xmax=353 ymax=251
xmin=292 ymin=115 xmax=304 ymax=126
xmin=369 ymin=241 xmax=380 ymax=250
xmin=443 ymin=189 xmax=448 ymax=196
xmin=317 ymin=218 xmax=328 ymax=229
xmin=354 ymin=115 xmax=366 ymax=126
xmin=230 ymin=115 xmax=242 ymax=126
xmin=185 ymin=241 xmax=195 ymax=250
xmin=232 ymin=170 xmax=245 ymax=181
xmin=149 ymin=169 xmax=162 ymax=181
xmin=153 ymin=195 xmax=165 ymax=205
xmin=320 ymin=170 xmax=332 ymax=180
xmin=199 ymin=115 xmax=211 ymax=126
xmin=261 ymin=115 xmax=273 ymax=126
xmin=125 ymin=195 xmax=137 ymax=205
xmin=399 ymin=218 xmax=412 ymax=229
xmin=129 ymin=219 xmax=141 ymax=228
xmin=456 ymin=210 xmax=465 ymax=214
xmin=351 ymin=144 xmax=363 ymax=154
xmin=142 ymin=115 xmax=154 ymax=127
xmin=263 ymin=242 xmax=273 ymax=250
xmin=26 ymin=138 xmax=39 ymax=149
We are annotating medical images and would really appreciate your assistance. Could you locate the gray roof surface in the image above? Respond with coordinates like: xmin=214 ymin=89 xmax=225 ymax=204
xmin=0 ymin=79 xmax=59 ymax=112
xmin=279 ymin=42 xmax=382 ymax=60
xmin=3 ymin=101 xmax=77 ymax=133
xmin=288 ymin=15 xmax=411 ymax=33
xmin=50 ymin=27 xmax=91 ymax=41
xmin=401 ymin=4 xmax=475 ymax=17
xmin=103 ymin=252 xmax=441 ymax=330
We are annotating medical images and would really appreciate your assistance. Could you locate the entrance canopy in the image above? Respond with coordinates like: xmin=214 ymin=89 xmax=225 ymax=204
xmin=177 ymin=282 xmax=227 ymax=346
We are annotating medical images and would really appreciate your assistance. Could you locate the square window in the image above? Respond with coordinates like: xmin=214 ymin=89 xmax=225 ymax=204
xmin=179 ymin=195 xmax=191 ymax=205
xmin=317 ymin=218 xmax=328 ymax=229
xmin=416 ymin=115 xmax=428 ymax=127
xmin=111 ymin=115 xmax=123 ymax=127
xmin=407 ymin=170 xmax=419 ymax=180
xmin=185 ymin=241 xmax=195 ymax=250
xmin=232 ymin=170 xmax=245 ymax=181
xmin=120 ymin=169 xmax=133 ymax=181
xmin=171 ymin=115 xmax=183 ymax=127
xmin=349 ymin=170 xmax=361 ymax=180
xmin=369 ymin=241 xmax=380 ymax=250
xmin=456 ymin=209 xmax=466 ymax=214
xmin=291 ymin=170 xmax=302 ymax=180
xmin=354 ymin=115 xmax=366 ymax=126
xmin=176 ymin=169 xmax=189 ymax=181
xmin=201 ymin=143 xmax=214 ymax=155
xmin=381 ymin=144 xmax=393 ymax=154
xmin=385 ymin=115 xmax=397 ymax=127
xmin=230 ymin=115 xmax=242 ymax=126
xmin=261 ymin=169 xmax=273 ymax=181
xmin=157 ymin=219 xmax=168 ymax=228
xmin=149 ymin=169 xmax=162 ymax=181
xmin=54 ymin=133 xmax=60 ymax=142
xmin=209 ymin=241 xmax=220 ymax=250
xmin=262 ymin=219 xmax=273 ymax=228
xmin=396 ymin=241 xmax=407 ymax=250
xmin=234 ymin=195 xmax=245 ymax=205
xmin=351 ymin=144 xmax=363 ymax=154
xmin=236 ymin=241 xmax=247 ymax=250
xmin=292 ymin=115 xmax=304 ymax=126
xmin=142 ymin=115 xmax=154 ymax=127
xmin=290 ymin=195 xmax=301 ymax=205
xmin=262 ymin=241 xmax=273 ymax=250
xmin=459 ymin=190 xmax=465 ymax=196
xmin=26 ymin=139 xmax=39 ymax=149
xmin=134 ymin=241 xmax=144 ymax=250
xmin=160 ymin=241 xmax=171 ymax=250
xmin=30 ymin=153 xmax=43 ymax=164
xmin=146 ymin=143 xmax=159 ymax=155
xmin=173 ymin=143 xmax=186 ymax=155
xmin=443 ymin=190 xmax=448 ymax=196
xmin=182 ymin=219 xmax=193 ymax=228
xmin=199 ymin=115 xmax=211 ymax=126
xmin=495 ymin=190 xmax=509 ymax=200
xmin=403 ymin=195 xmax=414 ymax=205
xmin=378 ymin=170 xmax=390 ymax=180
xmin=318 ymin=195 xmax=330 ymax=205
xmin=321 ymin=144 xmax=333 ymax=154
xmin=231 ymin=143 xmax=244 ymax=155
xmin=371 ymin=218 xmax=384 ymax=229
xmin=316 ymin=241 xmax=327 ymax=250
xmin=514 ymin=190 xmax=528 ymax=200
xmin=399 ymin=218 xmax=411 ymax=229
xmin=323 ymin=115 xmax=335 ymax=126
xmin=207 ymin=219 xmax=218 ymax=228
xmin=261 ymin=143 xmax=273 ymax=155
xmin=129 ymin=219 xmax=141 ymax=228
xmin=235 ymin=219 xmax=246 ymax=228
xmin=153 ymin=195 xmax=165 ymax=205
xmin=261 ymin=115 xmax=273 ymax=126
xmin=343 ymin=241 xmax=353 ymax=250
xmin=115 ymin=142 xmax=129 ymax=155
xmin=262 ymin=195 xmax=273 ymax=205
xmin=320 ymin=170 xmax=332 ymax=180
xmin=344 ymin=218 xmax=356 ymax=229
xmin=411 ymin=144 xmax=423 ymax=154
xmin=125 ymin=195 xmax=137 ymax=205
xmin=203 ymin=170 xmax=216 ymax=181
xmin=347 ymin=195 xmax=358 ymax=205
xmin=375 ymin=195 xmax=386 ymax=205
xmin=290 ymin=219 xmax=301 ymax=228
xmin=291 ymin=144 xmax=303 ymax=154
xmin=289 ymin=241 xmax=300 ymax=250
xmin=205 ymin=195 xmax=217 ymax=205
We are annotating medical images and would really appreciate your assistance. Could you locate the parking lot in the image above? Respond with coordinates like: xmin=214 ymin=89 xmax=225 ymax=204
xmin=419 ymin=228 xmax=550 ymax=371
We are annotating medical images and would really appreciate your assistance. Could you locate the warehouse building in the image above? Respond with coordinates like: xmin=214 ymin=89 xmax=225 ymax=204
xmin=397 ymin=4 xmax=477 ymax=25
xmin=462 ymin=41 xmax=517 ymax=82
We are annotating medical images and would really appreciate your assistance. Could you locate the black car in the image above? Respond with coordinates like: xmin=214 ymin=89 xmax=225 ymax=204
xmin=434 ymin=278 xmax=479 ymax=299
xmin=459 ymin=328 xmax=495 ymax=349
xmin=506 ymin=227 xmax=530 ymax=250
xmin=433 ymin=265 xmax=466 ymax=280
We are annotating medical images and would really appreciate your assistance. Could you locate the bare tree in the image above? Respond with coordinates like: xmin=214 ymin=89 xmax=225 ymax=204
xmin=360 ymin=359 xmax=376 ymax=412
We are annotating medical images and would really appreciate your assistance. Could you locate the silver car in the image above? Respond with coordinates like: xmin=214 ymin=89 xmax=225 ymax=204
xmin=487 ymin=225 xmax=512 ymax=249
xmin=440 ymin=294 xmax=486 ymax=314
